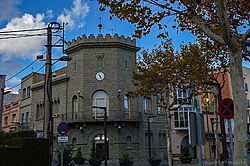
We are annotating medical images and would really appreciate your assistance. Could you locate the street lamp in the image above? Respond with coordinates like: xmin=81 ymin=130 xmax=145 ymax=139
xmin=93 ymin=106 xmax=107 ymax=166
xmin=148 ymin=115 xmax=157 ymax=161
xmin=203 ymin=82 xmax=228 ymax=161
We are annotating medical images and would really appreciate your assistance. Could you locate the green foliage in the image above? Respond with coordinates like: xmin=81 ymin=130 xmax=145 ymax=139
xmin=89 ymin=147 xmax=102 ymax=166
xmin=73 ymin=147 xmax=85 ymax=164
xmin=57 ymin=145 xmax=73 ymax=166
xmin=0 ymin=138 xmax=49 ymax=166
xmin=89 ymin=147 xmax=99 ymax=162
xmin=129 ymin=41 xmax=213 ymax=101
xmin=0 ymin=130 xmax=36 ymax=146
xmin=119 ymin=152 xmax=132 ymax=162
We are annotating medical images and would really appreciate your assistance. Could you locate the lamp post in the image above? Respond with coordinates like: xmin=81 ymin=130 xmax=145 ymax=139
xmin=203 ymin=82 xmax=228 ymax=161
xmin=148 ymin=115 xmax=157 ymax=161
xmin=93 ymin=106 xmax=107 ymax=166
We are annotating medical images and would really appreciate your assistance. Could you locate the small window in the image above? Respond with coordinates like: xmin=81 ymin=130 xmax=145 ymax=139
xmin=57 ymin=99 xmax=61 ymax=113
xmin=27 ymin=86 xmax=31 ymax=97
xmin=126 ymin=136 xmax=132 ymax=148
xmin=72 ymin=137 xmax=77 ymax=149
xmin=158 ymin=132 xmax=162 ymax=146
xmin=145 ymin=132 xmax=148 ymax=147
xmin=22 ymin=88 xmax=26 ymax=99
xmin=162 ymin=132 xmax=166 ymax=146
xmin=74 ymin=62 xmax=77 ymax=70
xmin=143 ymin=97 xmax=152 ymax=113
xmin=245 ymin=83 xmax=248 ymax=91
xmin=124 ymin=95 xmax=131 ymax=113
xmin=36 ymin=104 xmax=40 ymax=119
xmin=72 ymin=96 xmax=78 ymax=120
xmin=4 ymin=116 xmax=8 ymax=125
xmin=21 ymin=113 xmax=24 ymax=123
xmin=26 ymin=112 xmax=29 ymax=123
xmin=12 ymin=114 xmax=16 ymax=122
xmin=157 ymin=97 xmax=164 ymax=114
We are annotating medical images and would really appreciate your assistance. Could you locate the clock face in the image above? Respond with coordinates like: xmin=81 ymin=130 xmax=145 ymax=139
xmin=96 ymin=72 xmax=105 ymax=81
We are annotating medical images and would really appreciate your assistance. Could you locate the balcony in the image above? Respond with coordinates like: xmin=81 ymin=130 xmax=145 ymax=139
xmin=67 ymin=110 xmax=142 ymax=124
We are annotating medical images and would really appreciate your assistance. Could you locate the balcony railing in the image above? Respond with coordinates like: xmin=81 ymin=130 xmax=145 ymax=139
xmin=67 ymin=110 xmax=142 ymax=123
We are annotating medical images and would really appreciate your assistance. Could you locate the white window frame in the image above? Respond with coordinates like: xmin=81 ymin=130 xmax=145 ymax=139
xmin=92 ymin=90 xmax=109 ymax=119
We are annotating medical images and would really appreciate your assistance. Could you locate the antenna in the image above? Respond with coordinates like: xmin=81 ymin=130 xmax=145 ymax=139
xmin=98 ymin=17 xmax=103 ymax=34
xmin=107 ymin=28 xmax=114 ymax=36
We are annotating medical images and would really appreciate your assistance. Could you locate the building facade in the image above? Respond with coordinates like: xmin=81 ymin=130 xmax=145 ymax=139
xmin=19 ymin=72 xmax=44 ymax=131
xmin=2 ymin=100 xmax=20 ymax=132
xmin=26 ymin=34 xmax=168 ymax=165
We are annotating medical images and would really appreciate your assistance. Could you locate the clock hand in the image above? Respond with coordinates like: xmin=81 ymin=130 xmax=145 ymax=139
xmin=99 ymin=74 xmax=102 ymax=79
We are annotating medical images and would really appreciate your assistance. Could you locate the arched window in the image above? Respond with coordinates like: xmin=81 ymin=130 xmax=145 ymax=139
xmin=52 ymin=100 xmax=56 ymax=115
xmin=72 ymin=137 xmax=77 ymax=150
xmin=72 ymin=96 xmax=78 ymax=120
xmin=126 ymin=136 xmax=132 ymax=148
xmin=124 ymin=95 xmax=129 ymax=112
xmin=57 ymin=98 xmax=61 ymax=113
xmin=92 ymin=90 xmax=109 ymax=119
xmin=36 ymin=104 xmax=40 ymax=119
xmin=143 ymin=96 xmax=152 ymax=113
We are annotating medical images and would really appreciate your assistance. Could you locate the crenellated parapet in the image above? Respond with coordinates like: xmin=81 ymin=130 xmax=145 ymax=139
xmin=67 ymin=33 xmax=137 ymax=48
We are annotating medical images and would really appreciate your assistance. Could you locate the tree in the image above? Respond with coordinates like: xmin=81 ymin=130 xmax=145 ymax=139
xmin=98 ymin=0 xmax=250 ymax=163
xmin=129 ymin=41 xmax=212 ymax=166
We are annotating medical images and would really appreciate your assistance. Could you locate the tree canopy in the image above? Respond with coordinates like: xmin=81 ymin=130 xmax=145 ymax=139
xmin=130 ymin=41 xmax=213 ymax=97
xmin=98 ymin=0 xmax=250 ymax=163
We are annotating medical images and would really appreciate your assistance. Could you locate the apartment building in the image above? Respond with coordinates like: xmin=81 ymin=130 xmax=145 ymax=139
xmin=2 ymin=100 xmax=20 ymax=132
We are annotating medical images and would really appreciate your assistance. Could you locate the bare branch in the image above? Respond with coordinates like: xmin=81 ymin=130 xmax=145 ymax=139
xmin=214 ymin=0 xmax=237 ymax=47
xmin=191 ymin=16 xmax=225 ymax=44
xmin=245 ymin=40 xmax=250 ymax=46
xmin=143 ymin=0 xmax=185 ymax=15
xmin=242 ymin=29 xmax=250 ymax=44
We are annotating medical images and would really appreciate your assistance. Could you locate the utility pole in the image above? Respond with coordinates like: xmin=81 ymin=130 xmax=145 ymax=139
xmin=44 ymin=22 xmax=53 ymax=166
xmin=0 ymin=75 xmax=6 ymax=130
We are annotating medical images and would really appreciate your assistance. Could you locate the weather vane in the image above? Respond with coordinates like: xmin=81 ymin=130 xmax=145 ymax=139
xmin=98 ymin=17 xmax=103 ymax=34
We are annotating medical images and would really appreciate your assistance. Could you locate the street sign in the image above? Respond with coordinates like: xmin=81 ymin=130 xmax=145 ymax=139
xmin=57 ymin=122 xmax=69 ymax=136
xmin=218 ymin=98 xmax=234 ymax=119
xmin=57 ymin=136 xmax=69 ymax=143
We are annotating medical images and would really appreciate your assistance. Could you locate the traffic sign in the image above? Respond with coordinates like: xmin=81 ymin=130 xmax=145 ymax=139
xmin=58 ymin=136 xmax=69 ymax=143
xmin=57 ymin=122 xmax=69 ymax=136
xmin=218 ymin=98 xmax=234 ymax=119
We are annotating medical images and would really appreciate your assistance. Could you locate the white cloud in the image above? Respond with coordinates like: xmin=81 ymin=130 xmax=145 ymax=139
xmin=0 ymin=13 xmax=46 ymax=61
xmin=0 ymin=0 xmax=20 ymax=23
xmin=57 ymin=0 xmax=90 ymax=29
xmin=46 ymin=10 xmax=54 ymax=19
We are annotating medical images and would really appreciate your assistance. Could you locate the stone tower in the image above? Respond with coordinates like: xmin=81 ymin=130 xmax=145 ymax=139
xmin=29 ymin=33 xmax=167 ymax=165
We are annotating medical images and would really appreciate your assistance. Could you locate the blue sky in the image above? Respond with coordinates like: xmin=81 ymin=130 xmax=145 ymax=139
xmin=1 ymin=0 xmax=247 ymax=94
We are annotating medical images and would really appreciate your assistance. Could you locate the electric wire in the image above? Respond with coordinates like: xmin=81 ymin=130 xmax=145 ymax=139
xmin=0 ymin=28 xmax=46 ymax=34
xmin=6 ymin=59 xmax=38 ymax=82
xmin=5 ymin=38 xmax=63 ymax=83
xmin=0 ymin=33 xmax=47 ymax=40
xmin=5 ymin=64 xmax=45 ymax=92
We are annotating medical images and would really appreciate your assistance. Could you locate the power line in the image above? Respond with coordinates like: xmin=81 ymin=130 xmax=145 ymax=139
xmin=6 ymin=59 xmax=38 ymax=82
xmin=5 ymin=64 xmax=45 ymax=92
xmin=0 ymin=33 xmax=47 ymax=40
xmin=0 ymin=28 xmax=46 ymax=34
xmin=5 ymin=38 xmax=63 ymax=83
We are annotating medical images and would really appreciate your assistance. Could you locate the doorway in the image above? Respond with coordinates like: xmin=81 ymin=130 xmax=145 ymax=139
xmin=181 ymin=136 xmax=197 ymax=158
xmin=92 ymin=134 xmax=109 ymax=161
